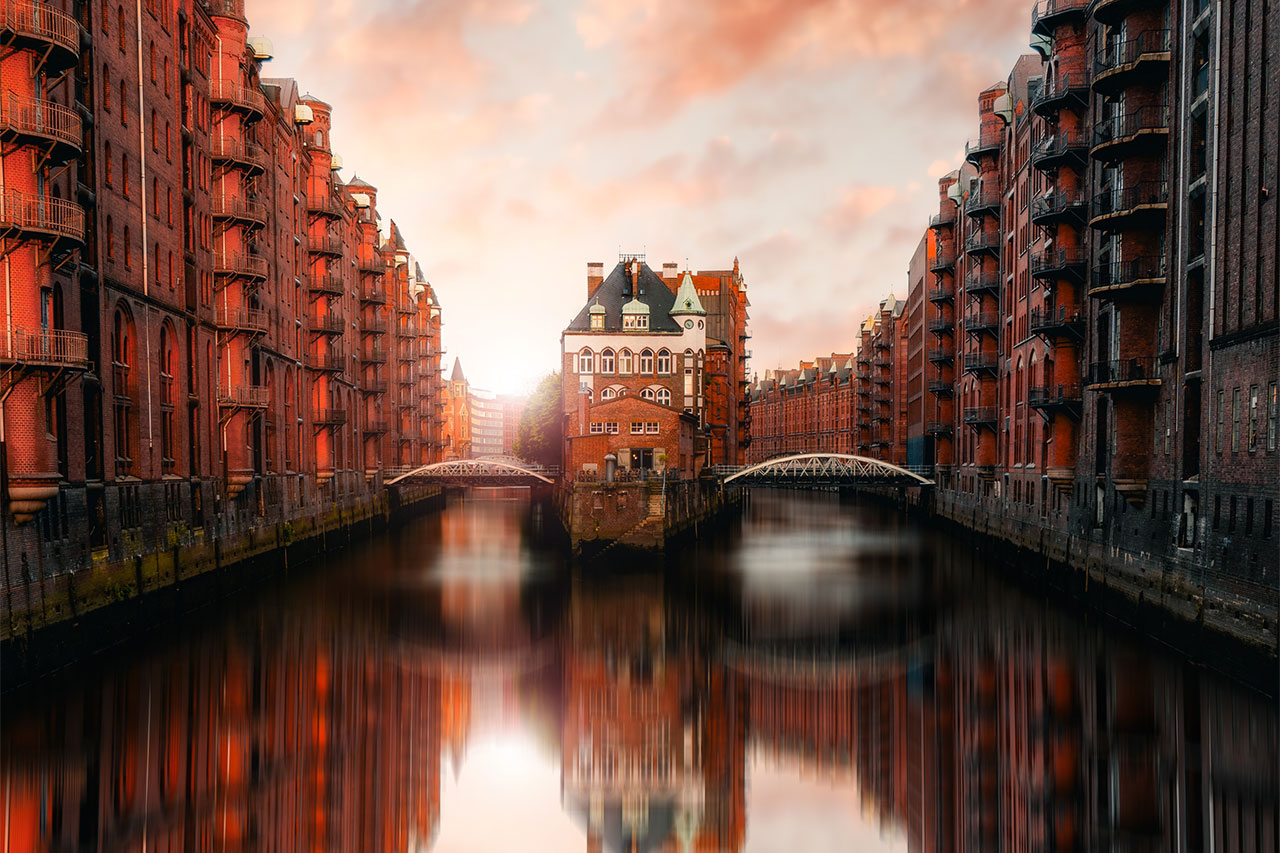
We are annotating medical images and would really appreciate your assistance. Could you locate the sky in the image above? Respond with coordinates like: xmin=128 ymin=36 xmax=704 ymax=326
xmin=251 ymin=0 xmax=1037 ymax=395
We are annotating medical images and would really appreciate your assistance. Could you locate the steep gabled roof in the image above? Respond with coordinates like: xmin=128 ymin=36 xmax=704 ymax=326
xmin=449 ymin=357 xmax=466 ymax=383
xmin=565 ymin=262 xmax=682 ymax=333
xmin=345 ymin=173 xmax=376 ymax=190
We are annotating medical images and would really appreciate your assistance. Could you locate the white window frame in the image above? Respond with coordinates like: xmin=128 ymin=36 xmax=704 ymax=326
xmin=589 ymin=422 xmax=604 ymax=435
xmin=640 ymin=349 xmax=654 ymax=374
xmin=577 ymin=348 xmax=594 ymax=374
xmin=656 ymin=388 xmax=671 ymax=406
xmin=631 ymin=422 xmax=644 ymax=435
xmin=600 ymin=348 xmax=616 ymax=374
xmin=641 ymin=388 xmax=655 ymax=401
xmin=618 ymin=349 xmax=633 ymax=375
xmin=656 ymin=349 xmax=671 ymax=374
xmin=605 ymin=421 xmax=619 ymax=435
xmin=645 ymin=421 xmax=659 ymax=435
xmin=601 ymin=387 xmax=617 ymax=400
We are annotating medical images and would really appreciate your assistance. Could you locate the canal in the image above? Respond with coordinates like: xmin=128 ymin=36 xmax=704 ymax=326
xmin=2 ymin=490 xmax=1276 ymax=851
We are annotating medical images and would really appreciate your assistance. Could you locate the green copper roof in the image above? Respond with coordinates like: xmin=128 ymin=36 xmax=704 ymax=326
xmin=621 ymin=297 xmax=650 ymax=315
xmin=669 ymin=272 xmax=706 ymax=316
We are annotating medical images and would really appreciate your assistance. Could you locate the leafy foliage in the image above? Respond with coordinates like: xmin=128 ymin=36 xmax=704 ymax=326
xmin=514 ymin=372 xmax=562 ymax=467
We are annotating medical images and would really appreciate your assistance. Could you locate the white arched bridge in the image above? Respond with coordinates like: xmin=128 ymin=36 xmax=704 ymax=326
xmin=716 ymin=453 xmax=934 ymax=487
xmin=386 ymin=457 xmax=558 ymax=487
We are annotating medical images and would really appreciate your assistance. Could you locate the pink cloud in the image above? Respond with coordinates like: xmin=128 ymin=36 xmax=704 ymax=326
xmin=821 ymin=184 xmax=898 ymax=234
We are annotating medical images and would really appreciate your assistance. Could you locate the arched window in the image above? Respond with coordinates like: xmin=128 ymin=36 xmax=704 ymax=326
xmin=111 ymin=305 xmax=138 ymax=474
xmin=641 ymin=388 xmax=655 ymax=401
xmin=618 ymin=349 xmax=633 ymax=375
xmin=117 ymin=6 xmax=125 ymax=51
xmin=601 ymin=387 xmax=617 ymax=400
xmin=123 ymin=225 xmax=131 ymax=267
xmin=104 ymin=141 xmax=112 ymax=185
xmin=119 ymin=79 xmax=126 ymax=125
xmin=158 ymin=323 xmax=178 ymax=472
xmin=106 ymin=215 xmax=114 ymax=258
xmin=656 ymin=349 xmax=671 ymax=374
xmin=640 ymin=349 xmax=654 ymax=374
xmin=600 ymin=348 xmax=615 ymax=374
xmin=102 ymin=65 xmax=110 ymax=110
xmin=656 ymin=388 xmax=671 ymax=406
xmin=577 ymin=348 xmax=594 ymax=374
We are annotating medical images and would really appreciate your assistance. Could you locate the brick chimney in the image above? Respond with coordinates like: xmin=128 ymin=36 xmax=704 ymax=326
xmin=587 ymin=262 xmax=604 ymax=298
xmin=662 ymin=262 xmax=678 ymax=292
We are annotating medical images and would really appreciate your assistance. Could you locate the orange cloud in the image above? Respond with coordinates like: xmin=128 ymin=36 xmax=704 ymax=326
xmin=821 ymin=184 xmax=898 ymax=234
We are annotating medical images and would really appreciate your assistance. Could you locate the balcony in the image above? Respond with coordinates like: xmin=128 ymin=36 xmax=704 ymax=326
xmin=929 ymin=210 xmax=957 ymax=230
xmin=211 ymin=195 xmax=267 ymax=228
xmin=964 ymin=190 xmax=1001 ymax=219
xmin=307 ymin=193 xmax=344 ymax=220
xmin=214 ymin=306 xmax=269 ymax=335
xmin=1031 ymin=130 xmax=1089 ymax=172
xmin=310 ymin=313 xmax=345 ymax=335
xmin=359 ymin=284 xmax=388 ymax=305
xmin=357 ymin=256 xmax=383 ymax=274
xmin=0 ymin=191 xmax=85 ymax=250
xmin=928 ymin=286 xmax=954 ymax=304
xmin=962 ymin=407 xmax=998 ymax=427
xmin=1031 ymin=72 xmax=1088 ymax=117
xmin=1029 ymin=384 xmax=1083 ymax=418
xmin=1031 ymin=0 xmax=1087 ymax=35
xmin=305 ymin=351 xmax=345 ymax=373
xmin=396 ymin=298 xmax=416 ymax=316
xmin=361 ymin=380 xmax=389 ymax=395
xmin=1089 ymin=256 xmax=1166 ymax=300
xmin=307 ymin=234 xmax=343 ymax=256
xmin=210 ymin=138 xmax=268 ymax=175
xmin=209 ymin=81 xmax=267 ymax=119
xmin=364 ymin=419 xmax=389 ymax=435
xmin=1030 ymin=189 xmax=1088 ymax=227
xmin=362 ymin=347 xmax=388 ymax=364
xmin=1093 ymin=30 xmax=1171 ymax=93
xmin=963 ymin=353 xmax=999 ymax=375
xmin=963 ymin=230 xmax=1001 ymax=257
xmin=1091 ymin=105 xmax=1170 ymax=161
xmin=212 ymin=251 xmax=268 ymax=282
xmin=964 ymin=130 xmax=1002 ymax=165
xmin=1031 ymin=249 xmax=1087 ymax=282
xmin=217 ymin=383 xmax=268 ymax=408
xmin=0 ymin=1 xmax=80 ymax=71
xmin=963 ymin=312 xmax=1000 ymax=337
xmin=964 ymin=268 xmax=1001 ymax=297
xmin=313 ymin=407 xmax=348 ymax=427
xmin=1090 ymin=181 xmax=1168 ymax=230
xmin=0 ymin=96 xmax=82 ymax=162
xmin=925 ymin=420 xmax=954 ymax=435
xmin=1086 ymin=357 xmax=1160 ymax=390
xmin=927 ymin=347 xmax=954 ymax=364
xmin=929 ymin=249 xmax=957 ymax=273
xmin=361 ymin=317 xmax=387 ymax=334
xmin=0 ymin=327 xmax=90 ymax=370
xmin=1029 ymin=303 xmax=1085 ymax=339
xmin=307 ymin=270 xmax=344 ymax=296
xmin=928 ymin=316 xmax=954 ymax=334
xmin=927 ymin=379 xmax=954 ymax=397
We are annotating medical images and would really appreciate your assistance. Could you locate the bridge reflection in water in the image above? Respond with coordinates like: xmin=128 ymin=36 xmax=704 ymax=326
xmin=1 ymin=491 xmax=1275 ymax=851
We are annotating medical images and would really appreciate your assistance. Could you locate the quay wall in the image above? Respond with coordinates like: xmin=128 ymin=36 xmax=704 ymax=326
xmin=558 ymin=478 xmax=742 ymax=554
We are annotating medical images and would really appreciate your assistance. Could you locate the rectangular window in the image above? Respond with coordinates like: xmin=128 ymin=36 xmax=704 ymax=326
xmin=589 ymin=422 xmax=603 ymax=435
xmin=630 ymin=422 xmax=644 ymax=435
xmin=1248 ymin=385 xmax=1258 ymax=451
xmin=1216 ymin=390 xmax=1224 ymax=452
xmin=1232 ymin=389 xmax=1240 ymax=452
xmin=645 ymin=421 xmax=659 ymax=435
xmin=605 ymin=422 xmax=619 ymax=435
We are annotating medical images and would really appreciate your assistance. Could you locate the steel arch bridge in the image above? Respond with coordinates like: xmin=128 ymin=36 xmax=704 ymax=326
xmin=385 ymin=458 xmax=558 ymax=486
xmin=718 ymin=453 xmax=933 ymax=486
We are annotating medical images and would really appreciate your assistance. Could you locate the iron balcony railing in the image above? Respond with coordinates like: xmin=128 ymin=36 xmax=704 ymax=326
xmin=362 ymin=347 xmax=387 ymax=364
xmin=1031 ymin=130 xmax=1089 ymax=169
xmin=962 ymin=407 xmax=998 ymax=425
xmin=214 ymin=306 xmax=269 ymax=334
xmin=205 ymin=0 xmax=246 ymax=20
xmin=1087 ymin=357 xmax=1159 ymax=385
xmin=307 ymin=270 xmax=344 ymax=295
xmin=0 ymin=190 xmax=85 ymax=244
xmin=357 ymin=255 xmax=383 ymax=274
xmin=1029 ymin=384 xmax=1082 ymax=407
xmin=1091 ymin=256 xmax=1167 ymax=293
xmin=1092 ymin=104 xmax=1170 ymax=150
xmin=211 ymin=194 xmax=267 ymax=225
xmin=364 ymin=419 xmax=389 ymax=434
xmin=965 ymin=268 xmax=1001 ymax=295
xmin=963 ymin=312 xmax=1000 ymax=335
xmin=928 ymin=316 xmax=953 ymax=333
xmin=216 ymin=383 xmax=268 ymax=408
xmin=361 ymin=380 xmax=389 ymax=395
xmin=361 ymin=317 xmax=387 ymax=334
xmin=1029 ymin=303 xmax=1085 ymax=335
xmin=307 ymin=234 xmax=343 ymax=256
xmin=930 ymin=249 xmax=957 ymax=272
xmin=1094 ymin=29 xmax=1172 ymax=80
xmin=927 ymin=347 xmax=954 ymax=363
xmin=0 ymin=0 xmax=80 ymax=58
xmin=0 ymin=94 xmax=82 ymax=152
xmin=0 ymin=326 xmax=89 ymax=368
xmin=928 ymin=286 xmax=954 ymax=303
xmin=964 ymin=190 xmax=1001 ymax=218
xmin=963 ymin=353 xmax=999 ymax=373
xmin=306 ymin=193 xmax=344 ymax=219
xmin=1031 ymin=189 xmax=1088 ymax=224
xmin=925 ymin=420 xmax=954 ymax=434
xmin=1031 ymin=248 xmax=1087 ymax=278
xmin=964 ymin=130 xmax=1003 ymax=164
xmin=313 ymin=407 xmax=347 ymax=426
xmin=928 ymin=379 xmax=954 ymax=396
xmin=1031 ymin=71 xmax=1088 ymax=115
xmin=310 ymin=313 xmax=345 ymax=334
xmin=210 ymin=138 xmax=268 ymax=172
xmin=964 ymin=231 xmax=1001 ymax=255
xmin=305 ymin=351 xmax=345 ymax=372
xmin=1031 ymin=0 xmax=1087 ymax=31
xmin=209 ymin=80 xmax=267 ymax=116
xmin=1091 ymin=181 xmax=1168 ymax=222
xmin=360 ymin=284 xmax=387 ymax=304
xmin=212 ymin=251 xmax=268 ymax=280
xmin=929 ymin=210 xmax=957 ymax=229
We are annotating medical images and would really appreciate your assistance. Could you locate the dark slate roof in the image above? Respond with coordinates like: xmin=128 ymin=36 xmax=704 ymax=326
xmin=565 ymin=262 xmax=682 ymax=333
xmin=450 ymin=357 xmax=466 ymax=383
xmin=345 ymin=173 xmax=375 ymax=190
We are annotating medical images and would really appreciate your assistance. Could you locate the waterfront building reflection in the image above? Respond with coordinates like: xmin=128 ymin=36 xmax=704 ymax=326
xmin=1 ymin=492 xmax=1274 ymax=851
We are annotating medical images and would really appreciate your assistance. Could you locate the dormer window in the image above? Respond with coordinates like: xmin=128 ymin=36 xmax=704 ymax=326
xmin=623 ymin=314 xmax=648 ymax=330
xmin=590 ymin=313 xmax=604 ymax=330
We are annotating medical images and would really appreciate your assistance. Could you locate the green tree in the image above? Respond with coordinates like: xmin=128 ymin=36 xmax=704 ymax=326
xmin=514 ymin=372 xmax=563 ymax=467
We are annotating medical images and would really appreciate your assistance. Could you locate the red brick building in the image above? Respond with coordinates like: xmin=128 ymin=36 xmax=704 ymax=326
xmin=0 ymin=0 xmax=445 ymax=611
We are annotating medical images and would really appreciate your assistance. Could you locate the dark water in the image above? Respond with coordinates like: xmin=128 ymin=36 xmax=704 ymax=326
xmin=2 ymin=490 xmax=1276 ymax=851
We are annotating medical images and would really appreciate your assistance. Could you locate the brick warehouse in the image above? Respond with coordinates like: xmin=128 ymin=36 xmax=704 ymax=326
xmin=751 ymin=0 xmax=1278 ymax=650
xmin=0 ymin=0 xmax=446 ymax=638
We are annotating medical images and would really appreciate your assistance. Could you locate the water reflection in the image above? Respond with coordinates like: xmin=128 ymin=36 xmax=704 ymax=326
xmin=2 ymin=490 xmax=1276 ymax=851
